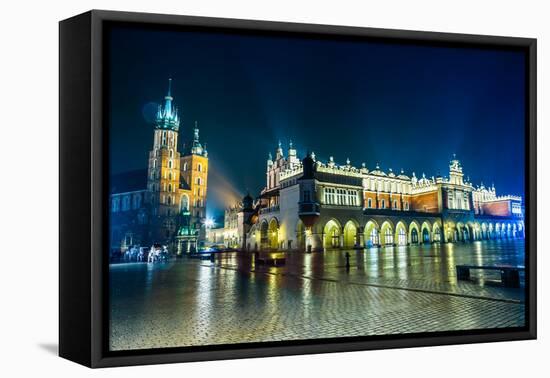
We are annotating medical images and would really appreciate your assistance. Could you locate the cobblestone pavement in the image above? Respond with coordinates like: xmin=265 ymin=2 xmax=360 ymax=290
xmin=110 ymin=239 xmax=526 ymax=351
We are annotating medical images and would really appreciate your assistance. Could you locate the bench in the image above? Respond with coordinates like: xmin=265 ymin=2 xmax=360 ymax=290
xmin=456 ymin=265 xmax=524 ymax=288
xmin=254 ymin=253 xmax=286 ymax=266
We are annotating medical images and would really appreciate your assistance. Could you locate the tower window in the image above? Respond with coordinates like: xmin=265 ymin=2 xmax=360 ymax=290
xmin=168 ymin=160 xmax=173 ymax=169
xmin=183 ymin=162 xmax=187 ymax=171
xmin=368 ymin=198 xmax=372 ymax=208
xmin=381 ymin=199 xmax=386 ymax=209
xmin=197 ymin=163 xmax=202 ymax=172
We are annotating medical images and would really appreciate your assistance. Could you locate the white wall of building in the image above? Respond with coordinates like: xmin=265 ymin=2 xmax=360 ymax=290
xmin=279 ymin=184 xmax=301 ymax=249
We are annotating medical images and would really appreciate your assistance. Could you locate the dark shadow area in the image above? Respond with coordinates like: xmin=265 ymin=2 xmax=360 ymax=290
xmin=38 ymin=343 xmax=58 ymax=356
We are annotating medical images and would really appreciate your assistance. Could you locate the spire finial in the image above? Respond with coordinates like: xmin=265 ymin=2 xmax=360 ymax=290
xmin=278 ymin=140 xmax=282 ymax=149
xmin=289 ymin=139 xmax=293 ymax=149
xmin=167 ymin=78 xmax=172 ymax=97
xmin=194 ymin=121 xmax=199 ymax=142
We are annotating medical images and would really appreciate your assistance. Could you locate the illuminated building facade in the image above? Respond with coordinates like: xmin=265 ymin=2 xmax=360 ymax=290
xmin=109 ymin=80 xmax=209 ymax=254
xmin=241 ymin=143 xmax=524 ymax=252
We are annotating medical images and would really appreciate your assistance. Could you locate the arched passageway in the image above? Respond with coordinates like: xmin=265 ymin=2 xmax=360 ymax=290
xmin=364 ymin=220 xmax=379 ymax=247
xmin=343 ymin=221 xmax=358 ymax=248
xmin=323 ymin=219 xmax=341 ymax=249
xmin=268 ymin=218 xmax=279 ymax=249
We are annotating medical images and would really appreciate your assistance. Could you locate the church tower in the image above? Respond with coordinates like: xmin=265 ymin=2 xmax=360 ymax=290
xmin=180 ymin=122 xmax=209 ymax=228
xmin=147 ymin=79 xmax=182 ymax=242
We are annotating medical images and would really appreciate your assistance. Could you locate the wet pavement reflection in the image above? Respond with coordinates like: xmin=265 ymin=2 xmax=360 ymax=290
xmin=110 ymin=239 xmax=526 ymax=351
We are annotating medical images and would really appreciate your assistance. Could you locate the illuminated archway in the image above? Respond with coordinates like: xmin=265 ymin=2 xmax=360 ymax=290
xmin=472 ymin=223 xmax=481 ymax=240
xmin=488 ymin=223 xmax=495 ymax=239
xmin=268 ymin=218 xmax=280 ymax=249
xmin=260 ymin=220 xmax=269 ymax=249
xmin=409 ymin=221 xmax=420 ymax=244
xmin=517 ymin=222 xmax=524 ymax=238
xmin=343 ymin=220 xmax=358 ymax=248
xmin=445 ymin=221 xmax=457 ymax=243
xmin=364 ymin=220 xmax=379 ymax=247
xmin=456 ymin=222 xmax=465 ymax=242
xmin=380 ymin=221 xmax=394 ymax=246
xmin=495 ymin=223 xmax=502 ymax=239
xmin=433 ymin=222 xmax=442 ymax=242
xmin=481 ymin=223 xmax=488 ymax=240
xmin=421 ymin=221 xmax=431 ymax=243
xmin=395 ymin=221 xmax=408 ymax=246
xmin=323 ymin=219 xmax=341 ymax=249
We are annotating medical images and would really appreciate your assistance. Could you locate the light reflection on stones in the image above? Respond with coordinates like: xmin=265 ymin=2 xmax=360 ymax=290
xmin=110 ymin=239 xmax=526 ymax=351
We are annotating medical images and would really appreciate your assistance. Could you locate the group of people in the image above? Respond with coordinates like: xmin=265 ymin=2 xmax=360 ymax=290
xmin=111 ymin=245 xmax=170 ymax=263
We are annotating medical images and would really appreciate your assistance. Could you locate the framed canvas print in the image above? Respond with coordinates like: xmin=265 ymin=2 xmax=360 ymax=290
xmin=59 ymin=10 xmax=537 ymax=368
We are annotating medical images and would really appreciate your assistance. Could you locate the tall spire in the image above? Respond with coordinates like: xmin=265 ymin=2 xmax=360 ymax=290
xmin=155 ymin=78 xmax=179 ymax=131
xmin=190 ymin=120 xmax=206 ymax=156
xmin=164 ymin=78 xmax=173 ymax=112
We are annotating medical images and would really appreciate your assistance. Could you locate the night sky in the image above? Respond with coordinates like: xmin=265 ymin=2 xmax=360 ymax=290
xmin=108 ymin=24 xmax=526 ymax=218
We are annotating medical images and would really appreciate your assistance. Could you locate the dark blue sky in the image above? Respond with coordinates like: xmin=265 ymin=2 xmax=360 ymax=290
xmin=108 ymin=25 xmax=526 ymax=217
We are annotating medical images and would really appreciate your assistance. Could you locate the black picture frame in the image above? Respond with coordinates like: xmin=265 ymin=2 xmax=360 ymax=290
xmin=59 ymin=9 xmax=537 ymax=368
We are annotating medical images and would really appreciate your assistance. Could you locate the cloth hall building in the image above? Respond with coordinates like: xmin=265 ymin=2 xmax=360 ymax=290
xmin=233 ymin=142 xmax=524 ymax=252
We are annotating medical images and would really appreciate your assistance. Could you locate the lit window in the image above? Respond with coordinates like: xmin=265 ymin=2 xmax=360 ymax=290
xmin=122 ymin=196 xmax=130 ymax=211
xmin=112 ymin=197 xmax=120 ymax=212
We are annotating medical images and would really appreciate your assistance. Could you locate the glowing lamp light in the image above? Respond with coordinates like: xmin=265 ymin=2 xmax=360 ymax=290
xmin=205 ymin=218 xmax=215 ymax=228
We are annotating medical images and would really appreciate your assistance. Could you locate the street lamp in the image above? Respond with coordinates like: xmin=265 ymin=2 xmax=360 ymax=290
xmin=205 ymin=218 xmax=214 ymax=228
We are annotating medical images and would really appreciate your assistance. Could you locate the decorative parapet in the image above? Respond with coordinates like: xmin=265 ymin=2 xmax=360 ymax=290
xmin=482 ymin=194 xmax=522 ymax=203
xmin=316 ymin=163 xmax=365 ymax=178
xmin=280 ymin=165 xmax=304 ymax=181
